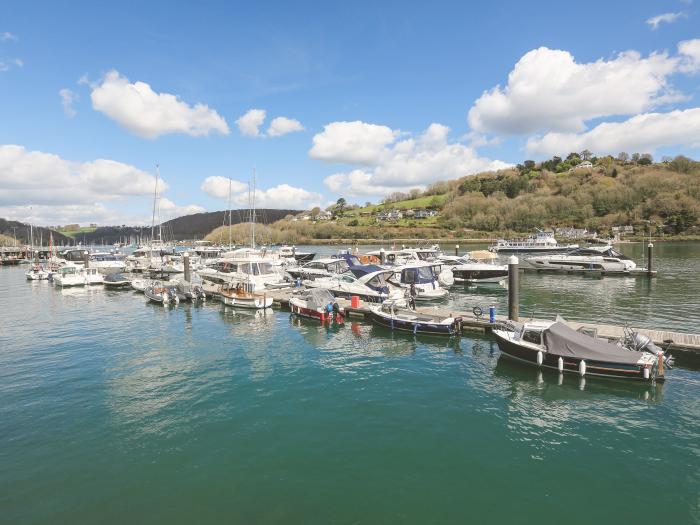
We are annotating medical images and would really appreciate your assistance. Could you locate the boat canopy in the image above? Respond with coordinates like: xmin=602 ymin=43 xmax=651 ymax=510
xmin=543 ymin=322 xmax=640 ymax=364
xmin=303 ymin=288 xmax=336 ymax=310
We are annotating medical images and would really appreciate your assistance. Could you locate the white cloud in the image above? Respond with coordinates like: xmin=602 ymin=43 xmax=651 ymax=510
xmin=200 ymin=176 xmax=249 ymax=199
xmin=59 ymin=88 xmax=78 ymax=118
xmin=1 ymin=31 xmax=17 ymax=42
xmin=201 ymin=176 xmax=320 ymax=209
xmin=316 ymin=122 xmax=510 ymax=197
xmin=267 ymin=116 xmax=304 ymax=137
xmin=646 ymin=12 xmax=686 ymax=30
xmin=159 ymin=197 xmax=205 ymax=218
xmin=0 ymin=145 xmax=203 ymax=225
xmin=90 ymin=70 xmax=230 ymax=139
xmin=679 ymin=38 xmax=700 ymax=73
xmin=236 ymin=109 xmax=266 ymax=137
xmin=0 ymin=58 xmax=22 ymax=72
xmin=467 ymin=47 xmax=682 ymax=135
xmin=526 ymin=107 xmax=700 ymax=156
xmin=309 ymin=121 xmax=399 ymax=165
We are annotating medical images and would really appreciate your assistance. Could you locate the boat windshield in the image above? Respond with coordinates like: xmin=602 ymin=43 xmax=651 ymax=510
xmin=402 ymin=266 xmax=436 ymax=283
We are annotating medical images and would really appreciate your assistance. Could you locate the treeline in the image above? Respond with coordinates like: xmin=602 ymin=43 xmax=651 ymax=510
xmin=0 ymin=218 xmax=72 ymax=245
xmin=440 ymin=156 xmax=700 ymax=235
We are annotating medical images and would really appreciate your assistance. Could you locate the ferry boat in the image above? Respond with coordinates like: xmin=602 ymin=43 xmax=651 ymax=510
xmin=525 ymin=245 xmax=636 ymax=272
xmin=489 ymin=230 xmax=578 ymax=254
xmin=493 ymin=320 xmax=669 ymax=382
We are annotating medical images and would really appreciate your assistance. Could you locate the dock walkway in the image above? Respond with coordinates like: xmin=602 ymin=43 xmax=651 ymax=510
xmin=264 ymin=288 xmax=700 ymax=352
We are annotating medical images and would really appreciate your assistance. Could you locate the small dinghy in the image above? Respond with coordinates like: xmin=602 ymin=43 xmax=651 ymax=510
xmin=144 ymin=281 xmax=179 ymax=306
xmin=493 ymin=321 xmax=671 ymax=382
xmin=175 ymin=280 xmax=206 ymax=302
xmin=131 ymin=278 xmax=155 ymax=293
xmin=367 ymin=301 xmax=462 ymax=336
xmin=219 ymin=283 xmax=272 ymax=309
xmin=289 ymin=288 xmax=344 ymax=323
xmin=104 ymin=272 xmax=132 ymax=289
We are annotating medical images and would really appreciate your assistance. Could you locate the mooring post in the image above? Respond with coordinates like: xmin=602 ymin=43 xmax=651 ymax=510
xmin=380 ymin=248 xmax=386 ymax=265
xmin=82 ymin=251 xmax=89 ymax=268
xmin=455 ymin=244 xmax=459 ymax=256
xmin=292 ymin=245 xmax=296 ymax=257
xmin=647 ymin=242 xmax=654 ymax=276
xmin=508 ymin=255 xmax=519 ymax=321
xmin=183 ymin=252 xmax=191 ymax=283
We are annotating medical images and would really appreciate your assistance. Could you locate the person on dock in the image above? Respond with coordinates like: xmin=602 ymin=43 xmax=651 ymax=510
xmin=407 ymin=283 xmax=417 ymax=310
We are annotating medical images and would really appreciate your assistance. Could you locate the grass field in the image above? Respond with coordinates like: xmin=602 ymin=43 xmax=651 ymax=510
xmin=57 ymin=227 xmax=97 ymax=238
xmin=344 ymin=194 xmax=447 ymax=216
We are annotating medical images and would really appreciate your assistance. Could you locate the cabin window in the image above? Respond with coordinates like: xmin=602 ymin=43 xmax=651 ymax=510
xmin=404 ymin=268 xmax=418 ymax=283
xmin=522 ymin=330 xmax=542 ymax=345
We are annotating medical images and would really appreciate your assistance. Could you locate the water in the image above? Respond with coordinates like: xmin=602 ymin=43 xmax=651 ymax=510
xmin=1 ymin=243 xmax=699 ymax=524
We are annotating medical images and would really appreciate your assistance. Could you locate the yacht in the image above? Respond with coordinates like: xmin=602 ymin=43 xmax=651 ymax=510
xmin=198 ymin=257 xmax=288 ymax=292
xmin=277 ymin=245 xmax=315 ymax=263
xmin=367 ymin=245 xmax=442 ymax=266
xmin=89 ymin=252 xmax=126 ymax=274
xmin=438 ymin=253 xmax=508 ymax=284
xmin=286 ymin=258 xmax=350 ymax=281
xmin=386 ymin=263 xmax=451 ymax=300
xmin=305 ymin=269 xmax=404 ymax=303
xmin=489 ymin=230 xmax=578 ymax=254
xmin=526 ymin=245 xmax=636 ymax=272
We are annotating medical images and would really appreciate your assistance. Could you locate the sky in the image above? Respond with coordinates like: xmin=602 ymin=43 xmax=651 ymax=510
xmin=1 ymin=0 xmax=699 ymax=226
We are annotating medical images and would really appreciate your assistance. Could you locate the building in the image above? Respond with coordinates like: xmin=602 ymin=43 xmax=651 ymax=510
xmin=316 ymin=211 xmax=333 ymax=221
xmin=570 ymin=161 xmax=593 ymax=171
xmin=414 ymin=209 xmax=438 ymax=219
xmin=63 ymin=224 xmax=80 ymax=231
xmin=612 ymin=225 xmax=634 ymax=236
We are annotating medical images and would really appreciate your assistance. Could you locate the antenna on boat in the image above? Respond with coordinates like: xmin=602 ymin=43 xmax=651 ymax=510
xmin=228 ymin=177 xmax=233 ymax=250
xmin=151 ymin=164 xmax=159 ymax=245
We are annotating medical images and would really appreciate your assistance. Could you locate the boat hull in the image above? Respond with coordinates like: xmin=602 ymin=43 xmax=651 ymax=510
xmin=367 ymin=310 xmax=460 ymax=336
xmin=493 ymin=331 xmax=648 ymax=381
xmin=290 ymin=301 xmax=343 ymax=323
xmin=222 ymin=294 xmax=273 ymax=309
xmin=452 ymin=268 xmax=508 ymax=283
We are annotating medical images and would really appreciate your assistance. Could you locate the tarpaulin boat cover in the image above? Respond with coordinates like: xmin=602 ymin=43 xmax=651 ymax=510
xmin=304 ymin=288 xmax=335 ymax=310
xmin=543 ymin=322 xmax=641 ymax=364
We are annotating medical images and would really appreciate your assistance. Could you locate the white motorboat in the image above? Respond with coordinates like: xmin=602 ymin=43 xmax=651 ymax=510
xmin=89 ymin=252 xmax=126 ymax=274
xmin=25 ymin=264 xmax=50 ymax=280
xmin=53 ymin=264 xmax=86 ymax=287
xmin=286 ymin=257 xmax=350 ymax=281
xmin=130 ymin=277 xmax=155 ymax=293
xmin=277 ymin=245 xmax=315 ymax=263
xmin=305 ymin=269 xmax=404 ymax=303
xmin=198 ymin=257 xmax=288 ymax=291
xmin=218 ymin=283 xmax=272 ymax=309
xmin=526 ymin=245 xmax=636 ymax=272
xmin=489 ymin=230 xmax=578 ymax=253
xmin=84 ymin=267 xmax=104 ymax=285
xmin=386 ymin=263 xmax=451 ymax=301
xmin=367 ymin=245 xmax=442 ymax=266
xmin=438 ymin=252 xmax=508 ymax=284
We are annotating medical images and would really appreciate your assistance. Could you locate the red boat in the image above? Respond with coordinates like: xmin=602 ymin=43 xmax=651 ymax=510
xmin=289 ymin=289 xmax=344 ymax=324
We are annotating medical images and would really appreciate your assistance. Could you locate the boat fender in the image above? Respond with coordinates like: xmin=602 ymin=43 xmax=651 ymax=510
xmin=579 ymin=360 xmax=586 ymax=376
xmin=537 ymin=351 xmax=543 ymax=366
xmin=558 ymin=357 xmax=564 ymax=372
xmin=414 ymin=324 xmax=418 ymax=335
xmin=643 ymin=366 xmax=650 ymax=380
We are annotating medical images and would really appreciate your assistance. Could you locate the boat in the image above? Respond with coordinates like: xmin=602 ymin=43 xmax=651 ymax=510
xmin=103 ymin=272 xmax=133 ymax=289
xmin=525 ymin=245 xmax=636 ymax=272
xmin=89 ymin=252 xmax=126 ymax=274
xmin=83 ymin=267 xmax=104 ymax=285
xmin=219 ymin=283 xmax=272 ymax=309
xmin=489 ymin=230 xmax=578 ymax=254
xmin=386 ymin=263 xmax=451 ymax=300
xmin=438 ymin=252 xmax=508 ymax=284
xmin=286 ymin=257 xmax=351 ymax=281
xmin=130 ymin=277 xmax=156 ymax=292
xmin=53 ymin=264 xmax=86 ymax=287
xmin=289 ymin=288 xmax=344 ymax=323
xmin=144 ymin=281 xmax=179 ymax=305
xmin=367 ymin=301 xmax=463 ymax=336
xmin=493 ymin=320 xmax=670 ymax=382
xmin=367 ymin=245 xmax=442 ymax=266
xmin=198 ymin=257 xmax=288 ymax=291
xmin=277 ymin=245 xmax=315 ymax=263
xmin=25 ymin=263 xmax=50 ymax=280
xmin=305 ymin=269 xmax=403 ymax=303
xmin=173 ymin=279 xmax=206 ymax=302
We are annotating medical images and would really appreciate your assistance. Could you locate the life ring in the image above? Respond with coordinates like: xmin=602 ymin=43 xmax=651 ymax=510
xmin=472 ymin=306 xmax=483 ymax=319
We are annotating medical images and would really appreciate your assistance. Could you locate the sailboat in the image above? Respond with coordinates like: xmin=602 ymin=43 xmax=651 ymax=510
xmin=25 ymin=222 xmax=49 ymax=280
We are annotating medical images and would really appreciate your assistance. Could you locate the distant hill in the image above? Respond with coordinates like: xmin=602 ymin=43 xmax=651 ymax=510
xmin=73 ymin=208 xmax=301 ymax=244
xmin=0 ymin=218 xmax=72 ymax=246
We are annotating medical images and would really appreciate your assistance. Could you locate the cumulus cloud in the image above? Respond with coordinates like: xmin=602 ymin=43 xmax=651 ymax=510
xmin=236 ymin=109 xmax=267 ymax=137
xmin=200 ymin=176 xmax=248 ymax=199
xmin=526 ymin=107 xmax=700 ymax=156
xmin=310 ymin=121 xmax=399 ymax=165
xmin=1 ymin=31 xmax=17 ymax=42
xmin=315 ymin=121 xmax=510 ymax=197
xmin=0 ymin=58 xmax=22 ymax=72
xmin=159 ymin=197 xmax=205 ymax=218
xmin=467 ymin=47 xmax=682 ymax=135
xmin=0 ymin=144 xmax=204 ymax=225
xmin=90 ymin=70 xmax=230 ymax=139
xmin=679 ymin=38 xmax=700 ymax=73
xmin=201 ymin=176 xmax=321 ymax=209
xmin=267 ymin=116 xmax=304 ymax=137
xmin=646 ymin=12 xmax=686 ymax=30
xmin=59 ymin=88 xmax=78 ymax=118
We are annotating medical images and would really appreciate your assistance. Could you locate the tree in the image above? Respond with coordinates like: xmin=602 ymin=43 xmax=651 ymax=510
xmin=523 ymin=160 xmax=536 ymax=171
xmin=409 ymin=188 xmax=421 ymax=199
xmin=310 ymin=206 xmax=321 ymax=219
xmin=638 ymin=154 xmax=653 ymax=166
xmin=669 ymin=155 xmax=695 ymax=174
xmin=631 ymin=153 xmax=641 ymax=163
xmin=335 ymin=198 xmax=347 ymax=217
xmin=580 ymin=149 xmax=592 ymax=161
xmin=617 ymin=152 xmax=629 ymax=162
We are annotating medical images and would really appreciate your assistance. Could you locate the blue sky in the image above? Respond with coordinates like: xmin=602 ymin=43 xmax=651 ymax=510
xmin=1 ymin=0 xmax=699 ymax=225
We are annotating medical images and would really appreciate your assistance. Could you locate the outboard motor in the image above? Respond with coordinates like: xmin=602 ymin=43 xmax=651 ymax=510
xmin=630 ymin=332 xmax=663 ymax=357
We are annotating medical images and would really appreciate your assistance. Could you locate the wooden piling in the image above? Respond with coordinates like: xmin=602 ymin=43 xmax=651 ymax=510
xmin=508 ymin=255 xmax=519 ymax=321
xmin=647 ymin=242 xmax=654 ymax=276
xmin=183 ymin=253 xmax=191 ymax=283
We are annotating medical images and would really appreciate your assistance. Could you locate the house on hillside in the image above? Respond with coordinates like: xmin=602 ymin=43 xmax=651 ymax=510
xmin=316 ymin=211 xmax=333 ymax=221
xmin=570 ymin=161 xmax=593 ymax=171
xmin=612 ymin=225 xmax=634 ymax=236
xmin=388 ymin=210 xmax=403 ymax=220
xmin=555 ymin=227 xmax=590 ymax=239
xmin=414 ymin=209 xmax=439 ymax=219
xmin=404 ymin=209 xmax=415 ymax=217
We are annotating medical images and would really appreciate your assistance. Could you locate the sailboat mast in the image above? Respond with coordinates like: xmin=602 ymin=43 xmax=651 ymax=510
xmin=157 ymin=165 xmax=162 ymax=243
xmin=251 ymin=168 xmax=256 ymax=249
xmin=228 ymin=177 xmax=232 ymax=250
xmin=151 ymin=165 xmax=159 ymax=244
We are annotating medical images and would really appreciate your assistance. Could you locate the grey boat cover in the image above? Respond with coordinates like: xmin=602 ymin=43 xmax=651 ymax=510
xmin=304 ymin=288 xmax=335 ymax=310
xmin=543 ymin=322 xmax=640 ymax=364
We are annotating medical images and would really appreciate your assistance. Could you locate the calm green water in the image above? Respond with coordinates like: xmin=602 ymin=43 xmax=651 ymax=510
xmin=1 ymin=243 xmax=699 ymax=524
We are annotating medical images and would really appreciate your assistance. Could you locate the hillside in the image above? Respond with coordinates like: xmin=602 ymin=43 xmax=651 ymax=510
xmin=0 ymin=218 xmax=72 ymax=245
xmin=251 ymin=154 xmax=700 ymax=243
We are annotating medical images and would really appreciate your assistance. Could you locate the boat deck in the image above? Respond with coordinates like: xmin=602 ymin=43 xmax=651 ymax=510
xmin=263 ymin=288 xmax=700 ymax=352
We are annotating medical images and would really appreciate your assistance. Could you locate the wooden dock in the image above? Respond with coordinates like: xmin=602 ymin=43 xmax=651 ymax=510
xmin=263 ymin=288 xmax=700 ymax=352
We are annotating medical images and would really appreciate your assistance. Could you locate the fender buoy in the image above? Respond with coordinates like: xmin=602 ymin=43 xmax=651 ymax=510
xmin=558 ymin=357 xmax=564 ymax=372
xmin=537 ymin=351 xmax=543 ymax=366
xmin=579 ymin=360 xmax=586 ymax=376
